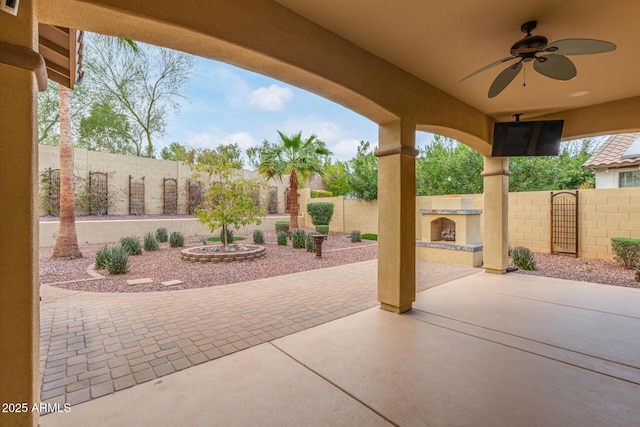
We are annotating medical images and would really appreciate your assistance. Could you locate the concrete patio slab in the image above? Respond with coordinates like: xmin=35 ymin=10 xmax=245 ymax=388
xmin=40 ymin=343 xmax=389 ymax=427
xmin=41 ymin=271 xmax=640 ymax=426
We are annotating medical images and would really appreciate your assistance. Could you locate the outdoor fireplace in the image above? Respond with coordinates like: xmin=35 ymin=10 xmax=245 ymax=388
xmin=416 ymin=197 xmax=483 ymax=267
xmin=431 ymin=218 xmax=456 ymax=242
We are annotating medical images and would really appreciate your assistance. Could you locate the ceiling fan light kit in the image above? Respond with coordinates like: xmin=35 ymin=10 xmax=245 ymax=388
xmin=460 ymin=21 xmax=616 ymax=98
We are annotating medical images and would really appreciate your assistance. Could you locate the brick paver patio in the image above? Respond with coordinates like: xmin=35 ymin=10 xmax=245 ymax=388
xmin=39 ymin=260 xmax=478 ymax=408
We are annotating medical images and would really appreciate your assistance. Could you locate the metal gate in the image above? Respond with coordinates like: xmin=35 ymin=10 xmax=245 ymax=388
xmin=129 ymin=176 xmax=145 ymax=215
xmin=88 ymin=171 xmax=109 ymax=216
xmin=550 ymin=191 xmax=578 ymax=257
xmin=163 ymin=178 xmax=178 ymax=215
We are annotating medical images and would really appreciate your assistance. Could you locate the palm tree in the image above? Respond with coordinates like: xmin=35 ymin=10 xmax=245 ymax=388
xmin=51 ymin=36 xmax=138 ymax=259
xmin=257 ymin=131 xmax=331 ymax=229
xmin=52 ymin=84 xmax=82 ymax=259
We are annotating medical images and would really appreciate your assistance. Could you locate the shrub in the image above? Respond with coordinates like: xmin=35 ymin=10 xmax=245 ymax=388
xmin=106 ymin=246 xmax=130 ymax=275
xmin=316 ymin=225 xmax=329 ymax=235
xmin=253 ymin=229 xmax=265 ymax=244
xmin=292 ymin=229 xmax=306 ymax=248
xmin=220 ymin=227 xmax=235 ymax=244
xmin=275 ymin=221 xmax=290 ymax=234
xmin=350 ymin=230 xmax=362 ymax=243
xmin=277 ymin=230 xmax=288 ymax=246
xmin=310 ymin=189 xmax=333 ymax=198
xmin=95 ymin=244 xmax=111 ymax=270
xmin=306 ymin=202 xmax=334 ymax=226
xmin=512 ymin=246 xmax=536 ymax=270
xmin=361 ymin=233 xmax=378 ymax=241
xmin=144 ymin=233 xmax=159 ymax=251
xmin=635 ymin=264 xmax=640 ymax=282
xmin=120 ymin=236 xmax=142 ymax=255
xmin=156 ymin=227 xmax=169 ymax=243
xmin=305 ymin=234 xmax=316 ymax=252
xmin=611 ymin=237 xmax=640 ymax=269
xmin=169 ymin=231 xmax=184 ymax=247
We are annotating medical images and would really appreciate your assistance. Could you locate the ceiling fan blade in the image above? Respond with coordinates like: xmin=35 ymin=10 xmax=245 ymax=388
xmin=534 ymin=54 xmax=576 ymax=80
xmin=488 ymin=61 xmax=522 ymax=98
xmin=546 ymin=39 xmax=616 ymax=55
xmin=459 ymin=56 xmax=516 ymax=82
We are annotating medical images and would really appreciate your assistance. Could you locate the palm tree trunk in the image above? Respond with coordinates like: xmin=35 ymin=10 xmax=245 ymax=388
xmin=289 ymin=169 xmax=299 ymax=229
xmin=52 ymin=85 xmax=82 ymax=259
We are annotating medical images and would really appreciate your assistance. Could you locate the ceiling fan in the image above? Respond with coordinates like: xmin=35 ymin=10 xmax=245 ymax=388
xmin=460 ymin=21 xmax=616 ymax=98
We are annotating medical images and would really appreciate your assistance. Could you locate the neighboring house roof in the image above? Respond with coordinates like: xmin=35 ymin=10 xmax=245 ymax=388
xmin=582 ymin=133 xmax=640 ymax=169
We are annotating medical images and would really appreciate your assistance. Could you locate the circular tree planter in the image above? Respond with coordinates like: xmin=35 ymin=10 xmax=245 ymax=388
xmin=180 ymin=244 xmax=266 ymax=263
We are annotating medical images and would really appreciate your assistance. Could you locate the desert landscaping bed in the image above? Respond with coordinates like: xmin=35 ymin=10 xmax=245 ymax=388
xmin=512 ymin=252 xmax=638 ymax=288
xmin=39 ymin=226 xmax=638 ymax=292
xmin=40 ymin=230 xmax=378 ymax=293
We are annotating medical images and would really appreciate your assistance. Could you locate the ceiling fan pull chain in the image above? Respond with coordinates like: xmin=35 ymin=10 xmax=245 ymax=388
xmin=523 ymin=64 xmax=527 ymax=87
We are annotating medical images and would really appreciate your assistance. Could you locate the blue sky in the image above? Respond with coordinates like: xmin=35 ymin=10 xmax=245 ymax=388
xmin=163 ymin=55 xmax=433 ymax=162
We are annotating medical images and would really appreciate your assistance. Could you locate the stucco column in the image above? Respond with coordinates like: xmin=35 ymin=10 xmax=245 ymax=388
xmin=482 ymin=156 xmax=510 ymax=273
xmin=375 ymin=120 xmax=418 ymax=313
xmin=0 ymin=1 xmax=41 ymax=426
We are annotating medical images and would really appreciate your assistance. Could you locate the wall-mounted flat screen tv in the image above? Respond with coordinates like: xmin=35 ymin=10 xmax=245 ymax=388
xmin=491 ymin=120 xmax=564 ymax=157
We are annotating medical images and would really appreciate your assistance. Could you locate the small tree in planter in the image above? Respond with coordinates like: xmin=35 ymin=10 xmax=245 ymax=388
xmin=307 ymin=202 xmax=334 ymax=234
xmin=189 ymin=144 xmax=267 ymax=247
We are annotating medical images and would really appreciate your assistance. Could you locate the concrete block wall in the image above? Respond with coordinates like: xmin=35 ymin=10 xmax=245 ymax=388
xmin=507 ymin=191 xmax=550 ymax=254
xmin=38 ymin=146 xmax=291 ymax=216
xmin=344 ymin=200 xmax=377 ymax=235
xmin=579 ymin=188 xmax=640 ymax=259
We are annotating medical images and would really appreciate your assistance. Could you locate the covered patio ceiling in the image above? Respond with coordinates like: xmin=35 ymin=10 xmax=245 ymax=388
xmin=36 ymin=0 xmax=640 ymax=144
xmin=274 ymin=0 xmax=640 ymax=124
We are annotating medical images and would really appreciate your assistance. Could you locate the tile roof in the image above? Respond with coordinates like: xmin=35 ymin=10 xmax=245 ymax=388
xmin=582 ymin=133 xmax=640 ymax=169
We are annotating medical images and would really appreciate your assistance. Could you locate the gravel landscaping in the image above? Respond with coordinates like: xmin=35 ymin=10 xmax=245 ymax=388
xmin=512 ymin=252 xmax=638 ymax=288
xmin=40 ymin=230 xmax=377 ymax=292
xmin=39 ymin=222 xmax=639 ymax=292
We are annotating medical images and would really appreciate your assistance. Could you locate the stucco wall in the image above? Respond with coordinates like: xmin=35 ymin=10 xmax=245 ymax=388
xmin=39 ymin=215 xmax=299 ymax=247
xmin=594 ymin=166 xmax=640 ymax=189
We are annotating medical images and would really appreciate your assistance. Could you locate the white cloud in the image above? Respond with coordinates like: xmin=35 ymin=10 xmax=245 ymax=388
xmin=247 ymin=84 xmax=293 ymax=111
xmin=329 ymin=138 xmax=362 ymax=160
xmin=278 ymin=116 xmax=364 ymax=161
xmin=184 ymin=128 xmax=258 ymax=153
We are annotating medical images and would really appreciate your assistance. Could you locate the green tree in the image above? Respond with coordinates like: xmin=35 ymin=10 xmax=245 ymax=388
xmin=509 ymin=138 xmax=596 ymax=191
xmin=189 ymin=144 xmax=267 ymax=246
xmin=254 ymin=131 xmax=331 ymax=229
xmin=83 ymin=33 xmax=194 ymax=157
xmin=77 ymin=98 xmax=137 ymax=155
xmin=416 ymin=136 xmax=484 ymax=196
xmin=348 ymin=141 xmax=378 ymax=200
xmin=322 ymin=159 xmax=352 ymax=196
xmin=508 ymin=156 xmax=556 ymax=192
xmin=161 ymin=142 xmax=192 ymax=161
xmin=37 ymin=81 xmax=91 ymax=145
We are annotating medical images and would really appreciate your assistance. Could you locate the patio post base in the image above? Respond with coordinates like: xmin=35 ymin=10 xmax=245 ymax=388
xmin=379 ymin=302 xmax=413 ymax=314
